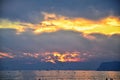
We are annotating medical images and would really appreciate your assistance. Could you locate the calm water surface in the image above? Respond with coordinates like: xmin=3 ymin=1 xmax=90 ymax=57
xmin=0 ymin=70 xmax=120 ymax=80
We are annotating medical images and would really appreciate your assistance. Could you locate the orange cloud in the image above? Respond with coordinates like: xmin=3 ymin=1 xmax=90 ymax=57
xmin=22 ymin=51 xmax=86 ymax=63
xmin=0 ymin=52 xmax=14 ymax=58
xmin=0 ymin=50 xmax=93 ymax=63
xmin=42 ymin=51 xmax=82 ymax=63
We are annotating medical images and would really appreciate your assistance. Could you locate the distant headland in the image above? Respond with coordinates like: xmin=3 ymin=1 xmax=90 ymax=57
xmin=97 ymin=61 xmax=120 ymax=71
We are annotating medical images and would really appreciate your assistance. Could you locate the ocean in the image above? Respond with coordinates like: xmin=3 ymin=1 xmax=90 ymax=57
xmin=0 ymin=70 xmax=120 ymax=80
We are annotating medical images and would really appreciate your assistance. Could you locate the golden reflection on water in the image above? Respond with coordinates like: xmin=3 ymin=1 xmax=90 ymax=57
xmin=34 ymin=70 xmax=120 ymax=80
xmin=104 ymin=71 xmax=120 ymax=79
xmin=0 ymin=70 xmax=120 ymax=80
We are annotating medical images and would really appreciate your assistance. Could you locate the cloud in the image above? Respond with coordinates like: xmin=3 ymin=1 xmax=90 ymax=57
xmin=0 ymin=52 xmax=14 ymax=58
xmin=0 ymin=12 xmax=120 ymax=62
xmin=0 ymin=13 xmax=120 ymax=35
xmin=1 ymin=0 xmax=120 ymax=21
xmin=0 ymin=28 xmax=120 ymax=62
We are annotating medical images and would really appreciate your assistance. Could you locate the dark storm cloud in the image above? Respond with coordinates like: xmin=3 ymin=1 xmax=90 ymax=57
xmin=0 ymin=0 xmax=120 ymax=22
xmin=0 ymin=29 xmax=92 ymax=53
xmin=0 ymin=29 xmax=120 ymax=61
xmin=85 ymin=33 xmax=120 ymax=61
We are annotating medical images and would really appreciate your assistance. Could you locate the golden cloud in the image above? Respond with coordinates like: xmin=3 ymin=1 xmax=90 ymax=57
xmin=0 ymin=13 xmax=120 ymax=35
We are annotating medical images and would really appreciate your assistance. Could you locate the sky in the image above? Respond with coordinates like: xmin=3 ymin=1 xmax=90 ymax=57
xmin=0 ymin=0 xmax=120 ymax=64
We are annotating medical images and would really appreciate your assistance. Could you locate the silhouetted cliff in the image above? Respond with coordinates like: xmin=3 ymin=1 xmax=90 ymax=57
xmin=97 ymin=61 xmax=120 ymax=71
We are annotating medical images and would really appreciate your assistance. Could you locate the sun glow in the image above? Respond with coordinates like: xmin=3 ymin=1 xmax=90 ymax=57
xmin=41 ymin=51 xmax=82 ymax=63
xmin=0 ymin=13 xmax=120 ymax=35
xmin=23 ymin=51 xmax=83 ymax=63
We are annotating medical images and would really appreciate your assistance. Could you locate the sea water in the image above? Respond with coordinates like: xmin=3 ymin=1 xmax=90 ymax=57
xmin=0 ymin=70 xmax=120 ymax=80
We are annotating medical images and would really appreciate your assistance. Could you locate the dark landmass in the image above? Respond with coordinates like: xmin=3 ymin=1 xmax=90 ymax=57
xmin=97 ymin=61 xmax=120 ymax=71
xmin=1 ymin=58 xmax=120 ymax=71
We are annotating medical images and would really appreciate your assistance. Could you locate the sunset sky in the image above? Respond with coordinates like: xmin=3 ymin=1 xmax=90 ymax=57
xmin=0 ymin=0 xmax=120 ymax=64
